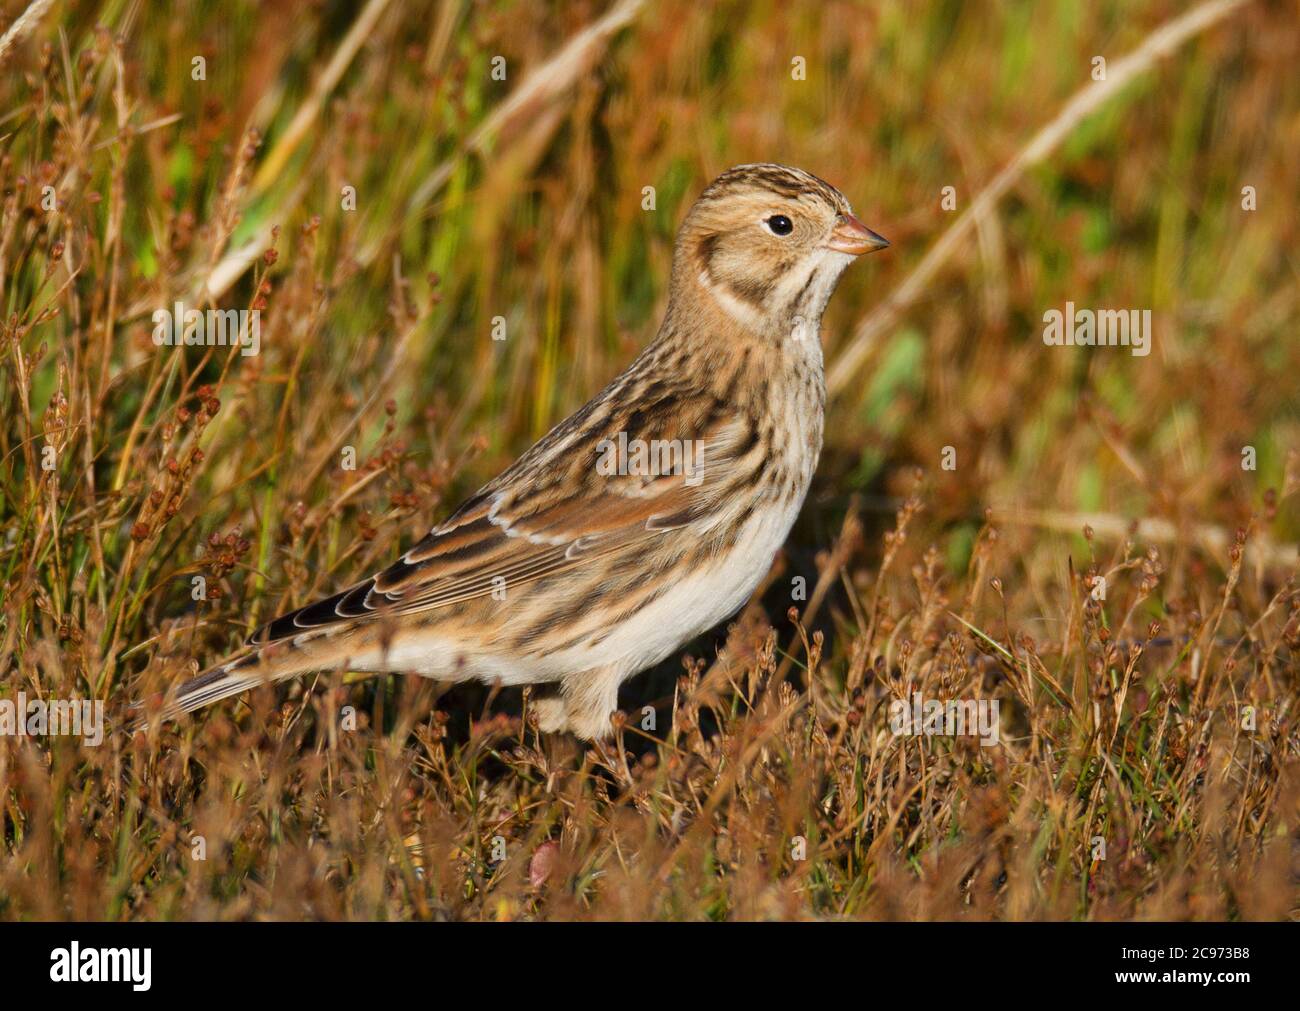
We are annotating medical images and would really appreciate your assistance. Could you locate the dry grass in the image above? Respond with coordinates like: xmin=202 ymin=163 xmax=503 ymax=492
xmin=0 ymin=0 xmax=1296 ymax=920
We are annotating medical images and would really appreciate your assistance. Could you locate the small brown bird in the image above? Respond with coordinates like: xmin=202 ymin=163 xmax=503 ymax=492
xmin=159 ymin=164 xmax=888 ymax=739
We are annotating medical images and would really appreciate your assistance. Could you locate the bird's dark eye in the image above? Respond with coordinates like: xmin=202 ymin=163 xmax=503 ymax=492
xmin=766 ymin=214 xmax=793 ymax=236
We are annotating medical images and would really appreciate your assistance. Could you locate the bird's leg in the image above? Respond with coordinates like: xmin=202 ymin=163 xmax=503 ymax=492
xmin=528 ymin=681 xmax=569 ymax=735
xmin=557 ymin=665 xmax=623 ymax=741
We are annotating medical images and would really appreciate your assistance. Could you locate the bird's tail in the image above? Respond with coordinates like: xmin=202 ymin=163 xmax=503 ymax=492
xmin=138 ymin=646 xmax=323 ymax=730
xmin=169 ymin=652 xmax=284 ymax=715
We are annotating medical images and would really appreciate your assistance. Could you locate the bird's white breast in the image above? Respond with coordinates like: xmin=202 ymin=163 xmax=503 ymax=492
xmin=555 ymin=359 xmax=824 ymax=680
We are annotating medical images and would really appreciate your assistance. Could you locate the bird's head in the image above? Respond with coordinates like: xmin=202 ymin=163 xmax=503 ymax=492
xmin=673 ymin=163 xmax=888 ymax=338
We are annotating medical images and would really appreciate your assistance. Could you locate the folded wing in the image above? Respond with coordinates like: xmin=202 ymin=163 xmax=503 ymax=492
xmin=249 ymin=390 xmax=757 ymax=647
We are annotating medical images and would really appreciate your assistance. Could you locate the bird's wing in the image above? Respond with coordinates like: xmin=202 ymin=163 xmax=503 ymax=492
xmin=249 ymin=392 xmax=758 ymax=646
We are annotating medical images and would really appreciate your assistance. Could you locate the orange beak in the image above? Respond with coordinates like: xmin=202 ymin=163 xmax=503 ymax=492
xmin=826 ymin=212 xmax=890 ymax=255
